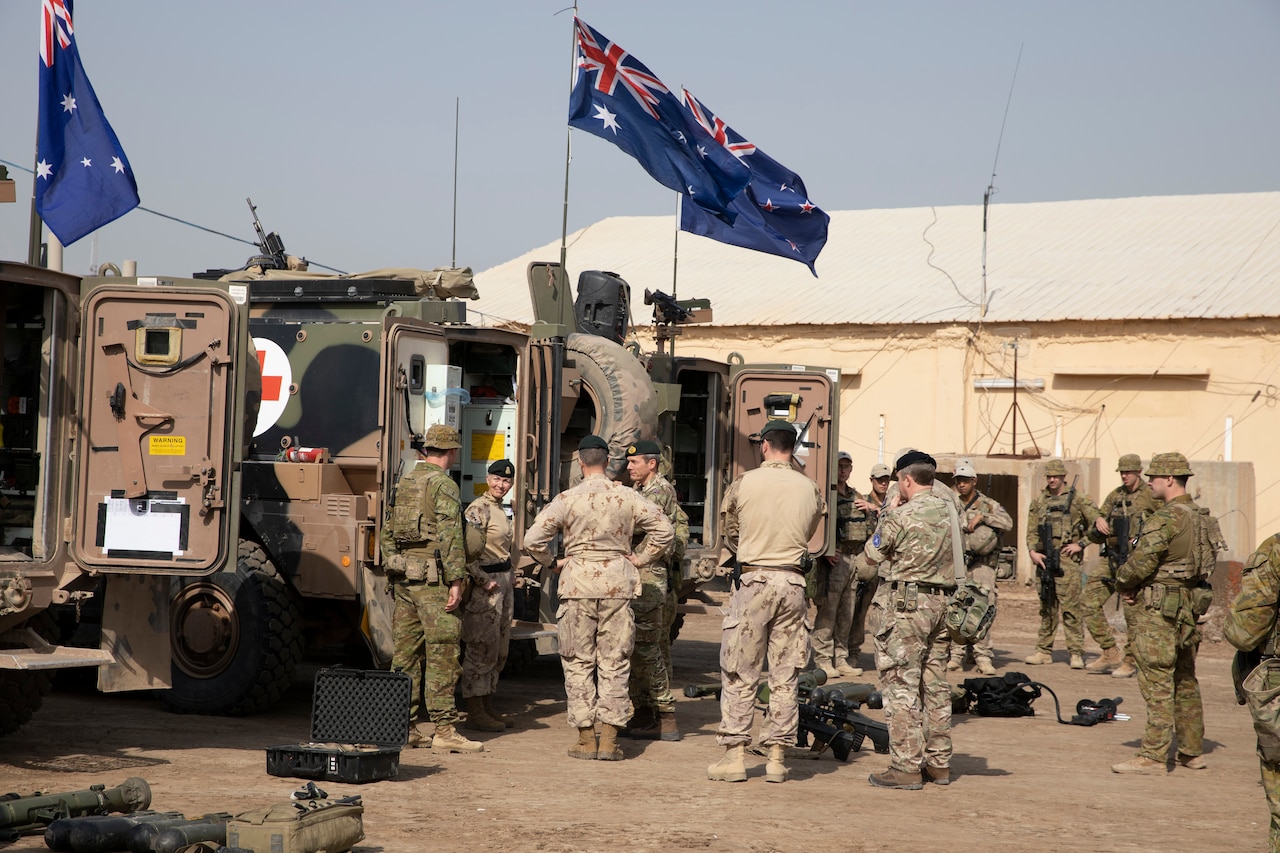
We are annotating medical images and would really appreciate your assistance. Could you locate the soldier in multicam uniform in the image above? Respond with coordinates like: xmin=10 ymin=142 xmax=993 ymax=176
xmin=708 ymin=420 xmax=825 ymax=785
xmin=811 ymin=451 xmax=869 ymax=680
xmin=459 ymin=459 xmax=517 ymax=734
xmin=949 ymin=459 xmax=1013 ymax=676
xmin=1225 ymin=534 xmax=1280 ymax=852
xmin=1024 ymin=458 xmax=1102 ymax=669
xmin=1086 ymin=454 xmax=1163 ymax=678
xmin=524 ymin=434 xmax=674 ymax=762
xmin=847 ymin=463 xmax=891 ymax=667
xmin=863 ymin=450 xmax=957 ymax=790
xmin=622 ymin=440 xmax=689 ymax=742
xmin=1111 ymin=452 xmax=1208 ymax=775
xmin=381 ymin=423 xmax=483 ymax=755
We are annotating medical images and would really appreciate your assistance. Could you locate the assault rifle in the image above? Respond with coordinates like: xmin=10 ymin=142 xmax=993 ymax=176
xmin=797 ymin=683 xmax=890 ymax=758
xmin=1036 ymin=520 xmax=1062 ymax=608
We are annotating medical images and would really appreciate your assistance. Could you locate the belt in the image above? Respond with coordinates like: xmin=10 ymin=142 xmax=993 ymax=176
xmin=888 ymin=580 xmax=953 ymax=595
xmin=740 ymin=564 xmax=804 ymax=575
xmin=481 ymin=559 xmax=512 ymax=574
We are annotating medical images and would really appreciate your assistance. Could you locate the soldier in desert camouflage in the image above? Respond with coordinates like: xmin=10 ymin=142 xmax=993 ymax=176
xmin=623 ymin=440 xmax=689 ymax=742
xmin=524 ymin=435 xmax=674 ymax=762
xmin=460 ymin=459 xmax=517 ymax=733
xmin=708 ymin=420 xmax=824 ymax=785
xmin=863 ymin=450 xmax=956 ymax=790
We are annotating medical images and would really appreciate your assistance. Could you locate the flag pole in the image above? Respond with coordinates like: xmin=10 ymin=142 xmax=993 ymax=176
xmin=672 ymin=193 xmax=680 ymax=301
xmin=451 ymin=96 xmax=460 ymax=269
xmin=27 ymin=125 xmax=43 ymax=266
xmin=558 ymin=5 xmax=578 ymax=284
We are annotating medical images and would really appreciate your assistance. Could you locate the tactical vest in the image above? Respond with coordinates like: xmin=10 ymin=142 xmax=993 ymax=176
xmin=390 ymin=465 xmax=442 ymax=546
xmin=1039 ymin=490 xmax=1080 ymax=546
xmin=1155 ymin=503 xmax=1218 ymax=583
xmin=962 ymin=494 xmax=1000 ymax=557
xmin=837 ymin=489 xmax=872 ymax=553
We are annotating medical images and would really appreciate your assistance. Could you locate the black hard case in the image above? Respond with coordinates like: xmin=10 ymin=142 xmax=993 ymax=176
xmin=266 ymin=667 xmax=411 ymax=784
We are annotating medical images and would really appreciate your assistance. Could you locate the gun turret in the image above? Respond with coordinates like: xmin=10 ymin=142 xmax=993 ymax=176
xmin=0 ymin=778 xmax=150 ymax=841
xmin=246 ymin=197 xmax=289 ymax=270
xmin=643 ymin=288 xmax=692 ymax=324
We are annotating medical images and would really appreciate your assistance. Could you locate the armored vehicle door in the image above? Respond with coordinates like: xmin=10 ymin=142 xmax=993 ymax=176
xmin=377 ymin=319 xmax=451 ymax=506
xmin=728 ymin=363 xmax=840 ymax=555
xmin=70 ymin=278 xmax=252 ymax=575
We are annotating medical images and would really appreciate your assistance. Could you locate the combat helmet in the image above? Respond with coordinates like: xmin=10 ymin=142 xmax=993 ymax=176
xmin=1145 ymin=452 xmax=1194 ymax=477
xmin=1042 ymin=458 xmax=1068 ymax=477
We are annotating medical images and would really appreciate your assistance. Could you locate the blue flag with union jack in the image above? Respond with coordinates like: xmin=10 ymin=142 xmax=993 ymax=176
xmin=680 ymin=89 xmax=829 ymax=276
xmin=35 ymin=0 xmax=139 ymax=246
xmin=568 ymin=18 xmax=749 ymax=223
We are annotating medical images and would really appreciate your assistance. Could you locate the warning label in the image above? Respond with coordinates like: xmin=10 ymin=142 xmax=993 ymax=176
xmin=149 ymin=435 xmax=186 ymax=456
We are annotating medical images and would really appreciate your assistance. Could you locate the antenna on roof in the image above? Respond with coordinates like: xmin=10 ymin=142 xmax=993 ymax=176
xmin=981 ymin=43 xmax=1023 ymax=320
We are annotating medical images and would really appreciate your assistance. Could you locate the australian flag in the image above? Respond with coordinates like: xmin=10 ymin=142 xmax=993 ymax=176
xmin=680 ymin=89 xmax=829 ymax=276
xmin=36 ymin=0 xmax=139 ymax=246
xmin=569 ymin=18 xmax=749 ymax=223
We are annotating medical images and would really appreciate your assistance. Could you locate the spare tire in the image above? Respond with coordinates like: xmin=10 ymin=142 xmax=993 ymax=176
xmin=565 ymin=333 xmax=658 ymax=479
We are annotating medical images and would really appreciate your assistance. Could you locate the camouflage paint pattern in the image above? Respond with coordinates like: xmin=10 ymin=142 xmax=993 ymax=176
xmin=1225 ymin=534 xmax=1280 ymax=851
xmin=870 ymin=589 xmax=952 ymax=772
xmin=716 ymin=572 xmax=810 ymax=747
xmin=379 ymin=461 xmax=467 ymax=585
xmin=1083 ymin=481 xmax=1163 ymax=659
xmin=812 ymin=552 xmax=856 ymax=668
xmin=558 ymin=598 xmax=636 ymax=728
xmin=391 ymin=582 xmax=463 ymax=726
xmin=1115 ymin=494 xmax=1207 ymax=763
xmin=847 ymin=575 xmax=881 ymax=661
xmin=460 ymin=494 xmax=514 ymax=698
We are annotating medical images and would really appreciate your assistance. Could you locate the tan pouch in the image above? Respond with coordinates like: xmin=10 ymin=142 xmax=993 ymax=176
xmin=227 ymin=799 xmax=364 ymax=853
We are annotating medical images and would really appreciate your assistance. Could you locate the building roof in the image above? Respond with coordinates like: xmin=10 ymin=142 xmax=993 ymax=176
xmin=473 ymin=192 xmax=1280 ymax=327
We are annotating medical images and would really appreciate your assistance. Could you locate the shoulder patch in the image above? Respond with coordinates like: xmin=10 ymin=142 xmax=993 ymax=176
xmin=872 ymin=532 xmax=881 ymax=549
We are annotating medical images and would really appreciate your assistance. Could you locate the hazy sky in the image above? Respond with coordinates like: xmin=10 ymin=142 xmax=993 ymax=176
xmin=2 ymin=1 xmax=1278 ymax=278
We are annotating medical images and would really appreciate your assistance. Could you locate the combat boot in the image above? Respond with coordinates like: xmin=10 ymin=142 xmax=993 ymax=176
xmin=406 ymin=723 xmax=431 ymax=749
xmin=482 ymin=694 xmax=514 ymax=729
xmin=568 ymin=726 xmax=597 ymax=760
xmin=836 ymin=660 xmax=863 ymax=677
xmin=924 ymin=765 xmax=951 ymax=785
xmin=1023 ymin=650 xmax=1053 ymax=665
xmin=620 ymin=706 xmax=655 ymax=739
xmin=1177 ymin=752 xmax=1208 ymax=770
xmin=946 ymin=652 xmax=964 ymax=672
xmin=597 ymin=723 xmax=624 ymax=761
xmin=430 ymin=724 xmax=485 ymax=755
xmin=1111 ymin=657 xmax=1137 ymax=678
xmin=633 ymin=710 xmax=681 ymax=741
xmin=765 ymin=744 xmax=788 ymax=783
xmin=975 ymin=658 xmax=997 ymax=676
xmin=1069 ymin=653 xmax=1085 ymax=670
xmin=463 ymin=696 xmax=506 ymax=733
xmin=707 ymin=745 xmax=747 ymax=782
xmin=868 ymin=767 xmax=924 ymax=790
xmin=1086 ymin=645 xmax=1122 ymax=673
xmin=1111 ymin=755 xmax=1167 ymax=775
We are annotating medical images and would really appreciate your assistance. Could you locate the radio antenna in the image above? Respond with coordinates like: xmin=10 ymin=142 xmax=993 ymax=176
xmin=981 ymin=43 xmax=1023 ymax=319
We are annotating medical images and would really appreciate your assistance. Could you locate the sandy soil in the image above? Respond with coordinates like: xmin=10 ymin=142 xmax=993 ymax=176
xmin=0 ymin=587 xmax=1268 ymax=853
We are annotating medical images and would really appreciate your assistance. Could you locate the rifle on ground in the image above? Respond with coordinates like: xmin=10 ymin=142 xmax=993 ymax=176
xmin=797 ymin=684 xmax=890 ymax=758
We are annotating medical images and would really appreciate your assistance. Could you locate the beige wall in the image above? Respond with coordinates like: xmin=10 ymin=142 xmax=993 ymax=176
xmin=645 ymin=317 xmax=1277 ymax=560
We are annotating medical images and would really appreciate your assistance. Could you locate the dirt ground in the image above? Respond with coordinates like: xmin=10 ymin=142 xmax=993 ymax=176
xmin=0 ymin=586 xmax=1269 ymax=853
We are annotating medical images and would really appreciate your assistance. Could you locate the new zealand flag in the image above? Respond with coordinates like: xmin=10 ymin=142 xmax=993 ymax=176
xmin=568 ymin=18 xmax=749 ymax=223
xmin=36 ymin=0 xmax=139 ymax=246
xmin=680 ymin=89 xmax=829 ymax=276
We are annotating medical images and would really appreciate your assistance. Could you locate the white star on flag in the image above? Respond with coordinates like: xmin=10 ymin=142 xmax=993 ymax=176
xmin=761 ymin=199 xmax=776 ymax=212
xmin=80 ymin=157 xmax=92 ymax=167
xmin=592 ymin=103 xmax=620 ymax=134
xmin=61 ymin=93 xmax=77 ymax=113
xmin=36 ymin=160 xmax=53 ymax=179
xmin=111 ymin=157 xmax=125 ymax=173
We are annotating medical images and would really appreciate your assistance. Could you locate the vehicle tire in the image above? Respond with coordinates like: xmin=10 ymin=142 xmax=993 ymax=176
xmin=164 ymin=540 xmax=303 ymax=715
xmin=566 ymin=333 xmax=658 ymax=478
xmin=0 ymin=613 xmax=57 ymax=738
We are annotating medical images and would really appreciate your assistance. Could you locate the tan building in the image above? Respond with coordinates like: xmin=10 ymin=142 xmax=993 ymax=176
xmin=476 ymin=192 xmax=1280 ymax=570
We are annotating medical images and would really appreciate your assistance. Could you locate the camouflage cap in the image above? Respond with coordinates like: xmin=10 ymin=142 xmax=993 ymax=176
xmin=626 ymin=439 xmax=661 ymax=458
xmin=1116 ymin=453 xmax=1142 ymax=473
xmin=870 ymin=463 xmax=892 ymax=479
xmin=579 ymin=434 xmax=609 ymax=452
xmin=421 ymin=423 xmax=461 ymax=450
xmin=1043 ymin=458 xmax=1068 ymax=477
xmin=487 ymin=459 xmax=515 ymax=478
xmin=954 ymin=459 xmax=977 ymax=479
xmin=1146 ymin=452 xmax=1194 ymax=477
